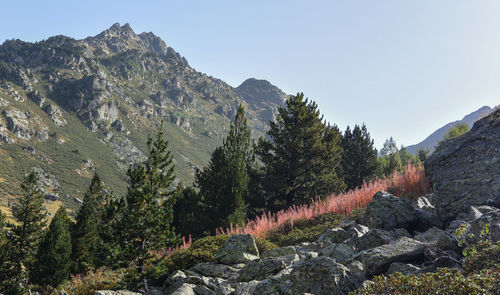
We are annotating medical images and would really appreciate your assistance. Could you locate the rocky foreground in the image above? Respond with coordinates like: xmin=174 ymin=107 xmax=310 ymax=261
xmin=96 ymin=108 xmax=500 ymax=295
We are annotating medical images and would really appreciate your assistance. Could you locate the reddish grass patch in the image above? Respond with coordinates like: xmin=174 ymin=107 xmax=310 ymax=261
xmin=162 ymin=164 xmax=431 ymax=258
xmin=217 ymin=163 xmax=431 ymax=238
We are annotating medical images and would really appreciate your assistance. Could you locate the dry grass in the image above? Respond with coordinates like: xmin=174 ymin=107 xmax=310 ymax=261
xmin=217 ymin=163 xmax=430 ymax=238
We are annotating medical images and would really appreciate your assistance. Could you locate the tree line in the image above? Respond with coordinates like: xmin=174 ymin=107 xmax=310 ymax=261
xmin=0 ymin=92 xmax=431 ymax=293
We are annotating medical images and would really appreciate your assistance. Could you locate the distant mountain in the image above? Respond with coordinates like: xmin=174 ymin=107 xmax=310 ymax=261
xmin=0 ymin=23 xmax=286 ymax=215
xmin=236 ymin=78 xmax=288 ymax=123
xmin=406 ymin=105 xmax=499 ymax=154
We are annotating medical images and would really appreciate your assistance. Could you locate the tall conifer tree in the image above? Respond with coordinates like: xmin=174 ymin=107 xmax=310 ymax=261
xmin=72 ymin=173 xmax=106 ymax=274
xmin=196 ymin=105 xmax=254 ymax=231
xmin=257 ymin=93 xmax=345 ymax=212
xmin=31 ymin=207 xmax=72 ymax=288
xmin=9 ymin=171 xmax=47 ymax=290
xmin=115 ymin=122 xmax=179 ymax=290
xmin=341 ymin=124 xmax=378 ymax=190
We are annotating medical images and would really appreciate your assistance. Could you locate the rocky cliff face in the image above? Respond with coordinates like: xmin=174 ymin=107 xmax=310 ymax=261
xmin=426 ymin=109 xmax=500 ymax=223
xmin=0 ymin=23 xmax=286 ymax=212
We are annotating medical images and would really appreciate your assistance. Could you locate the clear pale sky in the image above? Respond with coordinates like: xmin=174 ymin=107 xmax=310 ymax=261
xmin=1 ymin=0 xmax=499 ymax=148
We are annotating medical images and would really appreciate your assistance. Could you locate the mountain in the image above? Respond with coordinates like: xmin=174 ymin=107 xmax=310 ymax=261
xmin=406 ymin=105 xmax=499 ymax=154
xmin=0 ymin=23 xmax=286 ymax=216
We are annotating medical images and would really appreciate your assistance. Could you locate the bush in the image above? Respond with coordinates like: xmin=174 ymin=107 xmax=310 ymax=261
xmin=351 ymin=268 xmax=500 ymax=295
xmin=464 ymin=241 xmax=500 ymax=273
xmin=150 ymin=234 xmax=277 ymax=284
xmin=62 ymin=268 xmax=125 ymax=295
xmin=266 ymin=213 xmax=343 ymax=246
xmin=352 ymin=239 xmax=500 ymax=295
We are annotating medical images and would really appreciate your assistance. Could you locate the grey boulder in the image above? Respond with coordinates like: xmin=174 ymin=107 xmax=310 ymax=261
xmin=361 ymin=237 xmax=426 ymax=276
xmin=290 ymin=256 xmax=359 ymax=295
xmin=216 ymin=234 xmax=259 ymax=264
xmin=425 ymin=109 xmax=500 ymax=223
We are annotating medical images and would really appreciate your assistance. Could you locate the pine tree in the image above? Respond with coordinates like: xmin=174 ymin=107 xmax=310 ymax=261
xmin=115 ymin=122 xmax=179 ymax=290
xmin=341 ymin=124 xmax=378 ymax=190
xmin=196 ymin=105 xmax=254 ymax=231
xmin=378 ymin=137 xmax=402 ymax=176
xmin=0 ymin=212 xmax=22 ymax=295
xmin=417 ymin=148 xmax=430 ymax=164
xmin=172 ymin=184 xmax=205 ymax=238
xmin=71 ymin=173 xmax=107 ymax=274
xmin=0 ymin=210 xmax=6 ymax=248
xmin=256 ymin=93 xmax=345 ymax=212
xmin=31 ymin=206 xmax=72 ymax=288
xmin=0 ymin=211 xmax=12 ymax=291
xmin=10 ymin=171 xmax=47 ymax=288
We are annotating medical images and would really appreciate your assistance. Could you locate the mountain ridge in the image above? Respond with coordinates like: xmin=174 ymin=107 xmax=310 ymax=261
xmin=0 ymin=23 xmax=287 ymax=214
xmin=406 ymin=104 xmax=499 ymax=154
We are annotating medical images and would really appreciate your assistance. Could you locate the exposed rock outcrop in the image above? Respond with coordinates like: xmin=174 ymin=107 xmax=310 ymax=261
xmin=426 ymin=109 xmax=500 ymax=223
xmin=365 ymin=191 xmax=439 ymax=232
xmin=215 ymin=234 xmax=260 ymax=264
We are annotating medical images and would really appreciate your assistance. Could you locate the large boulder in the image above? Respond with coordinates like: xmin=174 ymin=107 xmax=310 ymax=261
xmin=320 ymin=243 xmax=356 ymax=264
xmin=470 ymin=211 xmax=500 ymax=242
xmin=238 ymin=255 xmax=297 ymax=282
xmin=365 ymin=191 xmax=437 ymax=232
xmin=361 ymin=237 xmax=427 ymax=276
xmin=216 ymin=234 xmax=259 ymax=264
xmin=414 ymin=227 xmax=459 ymax=251
xmin=347 ymin=228 xmax=411 ymax=251
xmin=290 ymin=256 xmax=359 ymax=295
xmin=189 ymin=263 xmax=239 ymax=279
xmin=426 ymin=109 xmax=500 ymax=223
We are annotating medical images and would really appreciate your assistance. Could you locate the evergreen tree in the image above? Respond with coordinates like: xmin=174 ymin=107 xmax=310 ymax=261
xmin=377 ymin=137 xmax=402 ymax=177
xmin=71 ymin=173 xmax=107 ymax=274
xmin=256 ymin=93 xmax=345 ymax=212
xmin=341 ymin=124 xmax=378 ymax=190
xmin=439 ymin=122 xmax=470 ymax=146
xmin=0 ymin=210 xmax=27 ymax=295
xmin=0 ymin=215 xmax=22 ymax=295
xmin=114 ymin=122 xmax=179 ymax=290
xmin=417 ymin=148 xmax=430 ymax=164
xmin=0 ymin=210 xmax=6 ymax=248
xmin=172 ymin=184 xmax=205 ymax=238
xmin=31 ymin=207 xmax=72 ymax=288
xmin=0 ymin=211 xmax=14 ymax=293
xmin=398 ymin=145 xmax=418 ymax=166
xmin=10 ymin=171 xmax=47 ymax=288
xmin=195 ymin=105 xmax=254 ymax=231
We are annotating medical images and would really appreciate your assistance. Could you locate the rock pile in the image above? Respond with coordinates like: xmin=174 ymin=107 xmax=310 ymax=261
xmin=96 ymin=109 xmax=500 ymax=295
xmin=155 ymin=191 xmax=498 ymax=295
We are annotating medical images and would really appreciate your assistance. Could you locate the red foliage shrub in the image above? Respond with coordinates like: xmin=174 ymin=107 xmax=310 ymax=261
xmin=217 ymin=163 xmax=431 ymax=238
xmin=163 ymin=164 xmax=430 ymax=258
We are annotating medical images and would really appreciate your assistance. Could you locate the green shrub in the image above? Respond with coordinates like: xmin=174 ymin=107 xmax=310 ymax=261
xmin=150 ymin=234 xmax=277 ymax=284
xmin=351 ymin=268 xmax=500 ymax=295
xmin=255 ymin=236 xmax=278 ymax=253
xmin=61 ymin=268 xmax=125 ymax=295
xmin=352 ymin=239 xmax=500 ymax=295
xmin=348 ymin=207 xmax=367 ymax=224
xmin=464 ymin=241 xmax=500 ymax=273
xmin=266 ymin=213 xmax=343 ymax=246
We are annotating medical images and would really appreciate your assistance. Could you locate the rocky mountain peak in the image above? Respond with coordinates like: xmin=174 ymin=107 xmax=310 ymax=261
xmin=96 ymin=22 xmax=137 ymax=40
xmin=237 ymin=78 xmax=287 ymax=106
xmin=138 ymin=31 xmax=168 ymax=56
xmin=84 ymin=22 xmax=170 ymax=57
xmin=236 ymin=78 xmax=287 ymax=123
